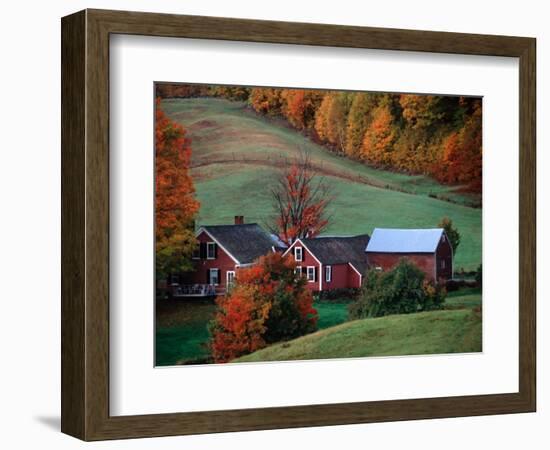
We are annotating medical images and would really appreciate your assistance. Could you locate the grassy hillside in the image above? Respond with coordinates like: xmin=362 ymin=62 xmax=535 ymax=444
xmin=156 ymin=300 xmax=352 ymax=366
xmin=234 ymin=307 xmax=482 ymax=363
xmin=162 ymin=97 xmax=482 ymax=271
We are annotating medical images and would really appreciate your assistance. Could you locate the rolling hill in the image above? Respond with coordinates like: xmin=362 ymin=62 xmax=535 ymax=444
xmin=233 ymin=307 xmax=482 ymax=363
xmin=162 ymin=97 xmax=482 ymax=271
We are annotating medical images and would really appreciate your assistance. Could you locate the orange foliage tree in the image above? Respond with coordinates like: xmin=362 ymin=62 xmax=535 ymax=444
xmin=281 ymin=89 xmax=307 ymax=129
xmin=399 ymin=94 xmax=445 ymax=129
xmin=155 ymin=98 xmax=200 ymax=279
xmin=249 ymin=87 xmax=284 ymax=115
xmin=345 ymin=92 xmax=377 ymax=157
xmin=270 ymin=152 xmax=332 ymax=246
xmin=210 ymin=252 xmax=318 ymax=363
xmin=361 ymin=104 xmax=397 ymax=165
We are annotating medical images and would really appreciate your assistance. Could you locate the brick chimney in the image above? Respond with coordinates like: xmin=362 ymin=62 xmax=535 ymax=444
xmin=234 ymin=215 xmax=244 ymax=225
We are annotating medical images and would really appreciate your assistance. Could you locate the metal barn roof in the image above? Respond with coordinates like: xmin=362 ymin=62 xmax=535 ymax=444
xmin=365 ymin=228 xmax=444 ymax=253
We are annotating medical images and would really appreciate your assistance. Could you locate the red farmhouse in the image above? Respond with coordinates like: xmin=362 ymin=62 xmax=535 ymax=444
xmin=171 ymin=223 xmax=454 ymax=297
xmin=365 ymin=228 xmax=453 ymax=282
xmin=183 ymin=218 xmax=285 ymax=295
xmin=283 ymin=235 xmax=370 ymax=292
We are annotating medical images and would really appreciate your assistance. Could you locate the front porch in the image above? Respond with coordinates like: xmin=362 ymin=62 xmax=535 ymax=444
xmin=170 ymin=283 xmax=225 ymax=298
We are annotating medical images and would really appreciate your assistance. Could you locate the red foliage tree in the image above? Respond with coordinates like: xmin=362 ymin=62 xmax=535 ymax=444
xmin=435 ymin=100 xmax=482 ymax=192
xmin=155 ymin=98 xmax=200 ymax=278
xmin=210 ymin=252 xmax=317 ymax=363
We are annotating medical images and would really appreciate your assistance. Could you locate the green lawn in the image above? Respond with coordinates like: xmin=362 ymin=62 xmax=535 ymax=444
xmin=162 ymin=97 xmax=482 ymax=271
xmin=155 ymin=289 xmax=481 ymax=366
xmin=234 ymin=308 xmax=482 ymax=363
xmin=155 ymin=300 xmax=216 ymax=366
xmin=444 ymin=287 xmax=482 ymax=310
xmin=314 ymin=301 xmax=351 ymax=330
xmin=155 ymin=299 xmax=351 ymax=366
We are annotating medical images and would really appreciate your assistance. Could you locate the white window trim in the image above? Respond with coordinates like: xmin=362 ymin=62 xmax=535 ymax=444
xmin=196 ymin=227 xmax=240 ymax=264
xmin=294 ymin=246 xmax=303 ymax=262
xmin=209 ymin=268 xmax=219 ymax=286
xmin=306 ymin=266 xmax=316 ymax=283
xmin=295 ymin=266 xmax=302 ymax=276
xmin=325 ymin=265 xmax=332 ymax=283
xmin=226 ymin=270 xmax=235 ymax=287
xmin=206 ymin=242 xmax=216 ymax=260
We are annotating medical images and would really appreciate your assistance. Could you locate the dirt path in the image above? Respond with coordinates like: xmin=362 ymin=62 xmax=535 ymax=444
xmin=192 ymin=156 xmax=403 ymax=191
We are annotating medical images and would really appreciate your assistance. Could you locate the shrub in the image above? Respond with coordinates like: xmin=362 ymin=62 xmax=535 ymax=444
xmin=349 ymin=259 xmax=446 ymax=319
xmin=315 ymin=287 xmax=361 ymax=302
xmin=445 ymin=279 xmax=462 ymax=292
xmin=209 ymin=252 xmax=317 ymax=362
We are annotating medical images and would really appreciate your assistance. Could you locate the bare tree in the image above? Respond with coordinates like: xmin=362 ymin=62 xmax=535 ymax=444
xmin=269 ymin=150 xmax=333 ymax=246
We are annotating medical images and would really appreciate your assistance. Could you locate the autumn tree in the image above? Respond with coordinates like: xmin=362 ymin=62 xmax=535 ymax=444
xmin=345 ymin=92 xmax=377 ymax=157
xmin=281 ymin=89 xmax=307 ymax=129
xmin=360 ymin=104 xmax=397 ymax=165
xmin=155 ymin=83 xmax=208 ymax=98
xmin=249 ymin=87 xmax=284 ymax=115
xmin=437 ymin=100 xmax=482 ymax=191
xmin=438 ymin=217 xmax=461 ymax=255
xmin=155 ymin=98 xmax=200 ymax=280
xmin=209 ymin=85 xmax=251 ymax=101
xmin=314 ymin=93 xmax=333 ymax=142
xmin=313 ymin=92 xmax=352 ymax=153
xmin=270 ymin=151 xmax=333 ymax=246
xmin=210 ymin=252 xmax=317 ymax=363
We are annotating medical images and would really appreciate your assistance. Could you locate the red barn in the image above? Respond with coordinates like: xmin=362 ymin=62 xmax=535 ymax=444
xmin=175 ymin=218 xmax=284 ymax=296
xmin=283 ymin=235 xmax=370 ymax=292
xmin=365 ymin=228 xmax=453 ymax=282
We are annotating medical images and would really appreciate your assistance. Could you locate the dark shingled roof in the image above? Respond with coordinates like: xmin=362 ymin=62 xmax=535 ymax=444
xmin=301 ymin=234 xmax=370 ymax=275
xmin=201 ymin=223 xmax=283 ymax=264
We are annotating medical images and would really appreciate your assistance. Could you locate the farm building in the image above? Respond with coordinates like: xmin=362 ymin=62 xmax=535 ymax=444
xmin=177 ymin=217 xmax=285 ymax=296
xmin=169 ymin=222 xmax=454 ymax=297
xmin=282 ymin=235 xmax=370 ymax=292
xmin=365 ymin=228 xmax=453 ymax=282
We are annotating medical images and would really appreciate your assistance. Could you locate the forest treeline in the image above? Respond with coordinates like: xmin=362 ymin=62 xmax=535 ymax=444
xmin=156 ymin=84 xmax=482 ymax=192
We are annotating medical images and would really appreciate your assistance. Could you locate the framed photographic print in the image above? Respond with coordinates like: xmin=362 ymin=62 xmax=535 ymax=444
xmin=61 ymin=9 xmax=536 ymax=441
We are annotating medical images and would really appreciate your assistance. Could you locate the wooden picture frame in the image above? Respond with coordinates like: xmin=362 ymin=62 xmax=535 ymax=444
xmin=61 ymin=9 xmax=536 ymax=441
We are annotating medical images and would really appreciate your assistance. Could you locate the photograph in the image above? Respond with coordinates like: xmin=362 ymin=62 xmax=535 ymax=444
xmin=154 ymin=83 xmax=483 ymax=366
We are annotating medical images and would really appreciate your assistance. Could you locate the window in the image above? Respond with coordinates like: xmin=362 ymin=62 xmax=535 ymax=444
xmin=169 ymin=273 xmax=180 ymax=285
xmin=207 ymin=242 xmax=216 ymax=259
xmin=209 ymin=268 xmax=219 ymax=285
xmin=442 ymin=235 xmax=446 ymax=243
xmin=325 ymin=265 xmax=332 ymax=283
xmin=307 ymin=266 xmax=316 ymax=282
xmin=226 ymin=271 xmax=235 ymax=288
xmin=295 ymin=266 xmax=302 ymax=277
xmin=192 ymin=246 xmax=200 ymax=260
xmin=441 ymin=259 xmax=446 ymax=269
xmin=294 ymin=246 xmax=303 ymax=262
